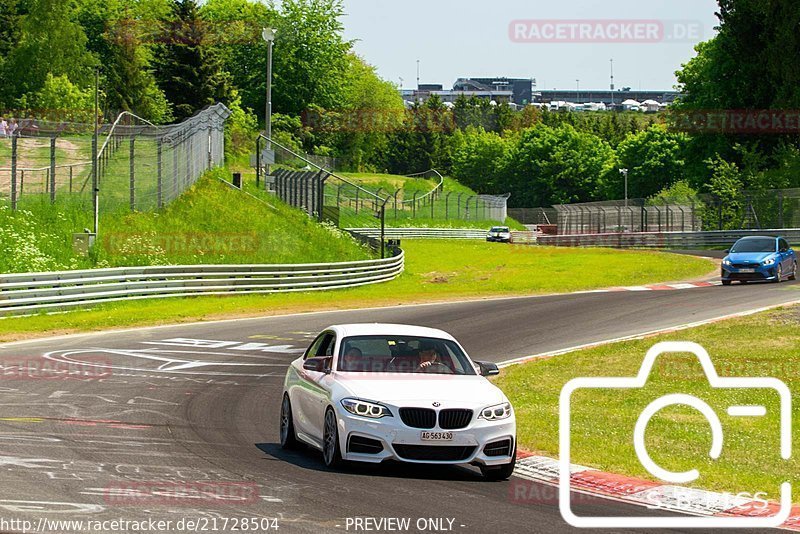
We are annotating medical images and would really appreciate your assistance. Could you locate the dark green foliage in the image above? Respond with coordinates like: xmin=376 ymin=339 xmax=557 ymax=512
xmin=153 ymin=0 xmax=233 ymax=120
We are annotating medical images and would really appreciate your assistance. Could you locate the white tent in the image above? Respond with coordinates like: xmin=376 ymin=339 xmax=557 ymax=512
xmin=621 ymin=99 xmax=641 ymax=111
xmin=641 ymin=99 xmax=661 ymax=112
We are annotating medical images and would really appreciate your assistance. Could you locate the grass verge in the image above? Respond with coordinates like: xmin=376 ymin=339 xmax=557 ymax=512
xmin=495 ymin=304 xmax=800 ymax=501
xmin=0 ymin=241 xmax=713 ymax=341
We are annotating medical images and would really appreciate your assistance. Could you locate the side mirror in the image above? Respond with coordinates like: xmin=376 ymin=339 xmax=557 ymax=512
xmin=476 ymin=361 xmax=500 ymax=377
xmin=303 ymin=357 xmax=331 ymax=374
xmin=724 ymin=249 xmax=730 ymax=254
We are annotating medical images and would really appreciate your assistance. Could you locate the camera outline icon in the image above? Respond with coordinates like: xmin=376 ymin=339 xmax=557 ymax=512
xmin=559 ymin=341 xmax=792 ymax=529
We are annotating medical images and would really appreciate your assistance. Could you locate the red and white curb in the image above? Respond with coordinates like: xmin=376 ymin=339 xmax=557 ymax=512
xmin=512 ymin=452 xmax=800 ymax=530
xmin=617 ymin=281 xmax=722 ymax=292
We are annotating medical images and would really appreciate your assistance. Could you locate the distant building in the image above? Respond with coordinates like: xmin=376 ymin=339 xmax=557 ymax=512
xmin=535 ymin=89 xmax=678 ymax=107
xmin=401 ymin=77 xmax=533 ymax=106
xmin=400 ymin=79 xmax=679 ymax=110
xmin=453 ymin=78 xmax=534 ymax=106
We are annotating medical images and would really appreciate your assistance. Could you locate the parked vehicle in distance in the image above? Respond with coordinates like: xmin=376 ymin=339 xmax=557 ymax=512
xmin=721 ymin=236 xmax=797 ymax=285
xmin=280 ymin=324 xmax=517 ymax=480
xmin=486 ymin=226 xmax=511 ymax=243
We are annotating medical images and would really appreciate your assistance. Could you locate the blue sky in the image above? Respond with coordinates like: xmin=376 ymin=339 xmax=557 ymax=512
xmin=340 ymin=0 xmax=720 ymax=91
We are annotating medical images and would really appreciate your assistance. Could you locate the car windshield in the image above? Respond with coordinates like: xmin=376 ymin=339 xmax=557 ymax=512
xmin=491 ymin=227 xmax=509 ymax=233
xmin=338 ymin=335 xmax=476 ymax=375
xmin=730 ymin=238 xmax=776 ymax=253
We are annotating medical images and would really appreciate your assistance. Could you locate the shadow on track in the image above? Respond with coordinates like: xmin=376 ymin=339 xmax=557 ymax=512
xmin=255 ymin=442 xmax=486 ymax=482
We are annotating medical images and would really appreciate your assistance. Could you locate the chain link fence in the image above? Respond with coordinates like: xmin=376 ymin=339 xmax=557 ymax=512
xmin=514 ymin=188 xmax=800 ymax=236
xmin=0 ymin=104 xmax=230 ymax=214
xmin=256 ymin=134 xmax=509 ymax=229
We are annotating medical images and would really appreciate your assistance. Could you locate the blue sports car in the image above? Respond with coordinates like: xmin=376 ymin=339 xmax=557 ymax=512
xmin=721 ymin=236 xmax=797 ymax=285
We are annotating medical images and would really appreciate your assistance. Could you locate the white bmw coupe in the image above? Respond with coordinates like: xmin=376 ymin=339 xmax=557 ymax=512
xmin=280 ymin=324 xmax=517 ymax=480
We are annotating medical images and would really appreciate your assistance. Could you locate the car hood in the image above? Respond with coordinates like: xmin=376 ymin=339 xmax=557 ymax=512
xmin=334 ymin=373 xmax=506 ymax=405
xmin=726 ymin=252 xmax=775 ymax=263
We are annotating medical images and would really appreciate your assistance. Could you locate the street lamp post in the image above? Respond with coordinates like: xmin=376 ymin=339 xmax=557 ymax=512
xmin=262 ymin=27 xmax=276 ymax=182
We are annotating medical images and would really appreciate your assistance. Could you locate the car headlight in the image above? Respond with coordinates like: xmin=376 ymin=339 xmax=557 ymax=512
xmin=479 ymin=402 xmax=512 ymax=421
xmin=763 ymin=258 xmax=776 ymax=266
xmin=722 ymin=259 xmax=731 ymax=266
xmin=341 ymin=398 xmax=393 ymax=419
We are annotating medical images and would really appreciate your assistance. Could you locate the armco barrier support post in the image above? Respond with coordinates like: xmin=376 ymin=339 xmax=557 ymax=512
xmin=49 ymin=137 xmax=56 ymax=203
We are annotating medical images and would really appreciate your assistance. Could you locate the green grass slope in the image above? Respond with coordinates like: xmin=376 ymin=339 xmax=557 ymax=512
xmin=0 ymin=168 xmax=373 ymax=273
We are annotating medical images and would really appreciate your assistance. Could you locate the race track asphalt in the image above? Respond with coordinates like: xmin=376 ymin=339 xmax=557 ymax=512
xmin=0 ymin=279 xmax=797 ymax=534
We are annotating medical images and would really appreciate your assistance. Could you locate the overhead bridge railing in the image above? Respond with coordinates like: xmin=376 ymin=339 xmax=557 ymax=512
xmin=537 ymin=229 xmax=800 ymax=248
xmin=0 ymin=252 xmax=404 ymax=317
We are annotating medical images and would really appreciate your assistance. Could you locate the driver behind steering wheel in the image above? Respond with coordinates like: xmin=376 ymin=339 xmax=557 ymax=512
xmin=417 ymin=341 xmax=447 ymax=372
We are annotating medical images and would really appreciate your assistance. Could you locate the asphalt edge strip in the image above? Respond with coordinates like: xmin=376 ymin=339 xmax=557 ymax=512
xmin=512 ymin=452 xmax=800 ymax=531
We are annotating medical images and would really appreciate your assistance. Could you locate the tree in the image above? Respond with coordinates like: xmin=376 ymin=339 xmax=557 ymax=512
xmin=76 ymin=0 xmax=173 ymax=122
xmin=325 ymin=54 xmax=404 ymax=171
xmin=703 ymin=156 xmax=745 ymax=230
xmin=615 ymin=125 xmax=689 ymax=199
xmin=199 ymin=0 xmax=277 ymax=121
xmin=500 ymin=124 xmax=616 ymax=207
xmin=2 ymin=0 xmax=96 ymax=104
xmin=270 ymin=0 xmax=352 ymax=118
xmin=450 ymin=128 xmax=511 ymax=193
xmin=17 ymin=73 xmax=94 ymax=122
xmin=153 ymin=0 xmax=233 ymax=120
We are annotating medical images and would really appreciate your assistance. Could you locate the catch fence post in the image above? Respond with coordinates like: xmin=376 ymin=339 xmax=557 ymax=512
xmin=129 ymin=136 xmax=136 ymax=211
xmin=10 ymin=136 xmax=17 ymax=210
xmin=157 ymin=138 xmax=163 ymax=209
xmin=50 ymin=137 xmax=56 ymax=203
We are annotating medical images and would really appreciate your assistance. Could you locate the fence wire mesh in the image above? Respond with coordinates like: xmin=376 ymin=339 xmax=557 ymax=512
xmin=257 ymin=135 xmax=509 ymax=230
xmin=0 ymin=104 xmax=230 ymax=215
xmin=523 ymin=189 xmax=800 ymax=236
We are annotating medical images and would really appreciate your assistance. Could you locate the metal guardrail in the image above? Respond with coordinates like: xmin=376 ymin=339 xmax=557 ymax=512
xmin=0 ymin=252 xmax=404 ymax=317
xmin=537 ymin=229 xmax=800 ymax=248
xmin=347 ymin=228 xmax=487 ymax=239
xmin=348 ymin=228 xmax=539 ymax=243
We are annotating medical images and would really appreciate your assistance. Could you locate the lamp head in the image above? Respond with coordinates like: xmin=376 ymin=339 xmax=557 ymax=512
xmin=262 ymin=27 xmax=277 ymax=42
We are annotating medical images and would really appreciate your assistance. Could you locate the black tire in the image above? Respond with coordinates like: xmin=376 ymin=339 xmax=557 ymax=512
xmin=775 ymin=264 xmax=783 ymax=284
xmin=722 ymin=280 xmax=732 ymax=286
xmin=790 ymin=262 xmax=797 ymax=281
xmin=322 ymin=408 xmax=343 ymax=468
xmin=480 ymin=446 xmax=517 ymax=481
xmin=741 ymin=280 xmax=749 ymax=285
xmin=279 ymin=394 xmax=299 ymax=449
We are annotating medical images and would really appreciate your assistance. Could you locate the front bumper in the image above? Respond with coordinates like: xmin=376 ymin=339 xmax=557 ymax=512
xmin=336 ymin=409 xmax=516 ymax=466
xmin=721 ymin=264 xmax=778 ymax=282
xmin=486 ymin=236 xmax=511 ymax=243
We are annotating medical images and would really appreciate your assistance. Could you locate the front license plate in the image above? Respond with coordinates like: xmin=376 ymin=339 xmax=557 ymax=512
xmin=739 ymin=268 xmax=755 ymax=273
xmin=421 ymin=431 xmax=453 ymax=441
